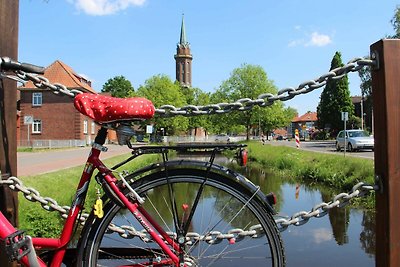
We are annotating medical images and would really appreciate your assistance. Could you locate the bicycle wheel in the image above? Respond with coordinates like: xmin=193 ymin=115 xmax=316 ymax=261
xmin=78 ymin=166 xmax=285 ymax=266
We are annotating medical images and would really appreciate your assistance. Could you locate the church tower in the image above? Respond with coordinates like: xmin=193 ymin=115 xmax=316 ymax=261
xmin=174 ymin=15 xmax=193 ymax=87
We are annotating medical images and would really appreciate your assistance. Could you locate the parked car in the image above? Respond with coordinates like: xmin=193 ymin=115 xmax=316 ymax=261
xmin=336 ymin=129 xmax=374 ymax=152
xmin=215 ymin=134 xmax=230 ymax=143
xmin=276 ymin=135 xmax=287 ymax=141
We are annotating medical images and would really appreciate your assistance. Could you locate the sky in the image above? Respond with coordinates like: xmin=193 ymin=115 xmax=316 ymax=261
xmin=18 ymin=0 xmax=399 ymax=115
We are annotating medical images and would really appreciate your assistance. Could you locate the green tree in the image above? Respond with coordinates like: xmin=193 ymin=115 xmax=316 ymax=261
xmin=180 ymin=86 xmax=212 ymax=136
xmin=102 ymin=75 xmax=134 ymax=97
xmin=260 ymin=105 xmax=297 ymax=135
xmin=358 ymin=66 xmax=373 ymax=131
xmin=317 ymin=52 xmax=354 ymax=134
xmin=357 ymin=6 xmax=400 ymax=132
xmin=136 ymin=75 xmax=188 ymax=135
xmin=212 ymin=64 xmax=287 ymax=140
xmin=390 ymin=5 xmax=400 ymax=38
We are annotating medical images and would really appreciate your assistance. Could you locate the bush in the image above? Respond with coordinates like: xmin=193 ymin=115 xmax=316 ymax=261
xmin=312 ymin=130 xmax=330 ymax=140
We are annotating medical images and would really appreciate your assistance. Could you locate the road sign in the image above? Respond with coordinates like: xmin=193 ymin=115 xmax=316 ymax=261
xmin=146 ymin=125 xmax=153 ymax=134
xmin=24 ymin=115 xmax=33 ymax=125
xmin=341 ymin=111 xmax=348 ymax=121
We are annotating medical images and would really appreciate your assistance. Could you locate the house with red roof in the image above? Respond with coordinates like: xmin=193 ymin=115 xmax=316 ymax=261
xmin=18 ymin=60 xmax=99 ymax=147
xmin=289 ymin=111 xmax=318 ymax=139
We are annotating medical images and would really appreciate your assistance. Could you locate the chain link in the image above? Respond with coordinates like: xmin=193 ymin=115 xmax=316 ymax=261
xmin=8 ymin=57 xmax=375 ymax=117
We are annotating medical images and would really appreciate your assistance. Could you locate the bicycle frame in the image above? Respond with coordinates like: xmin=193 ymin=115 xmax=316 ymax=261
xmin=0 ymin=127 xmax=182 ymax=267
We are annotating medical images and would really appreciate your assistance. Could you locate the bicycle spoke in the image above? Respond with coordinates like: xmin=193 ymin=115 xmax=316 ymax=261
xmin=146 ymin=194 xmax=174 ymax=234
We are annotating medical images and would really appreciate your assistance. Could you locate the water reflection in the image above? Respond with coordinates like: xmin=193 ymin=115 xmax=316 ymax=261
xmin=321 ymin=192 xmax=349 ymax=245
xmin=174 ymin=152 xmax=376 ymax=266
xmin=360 ymin=210 xmax=376 ymax=258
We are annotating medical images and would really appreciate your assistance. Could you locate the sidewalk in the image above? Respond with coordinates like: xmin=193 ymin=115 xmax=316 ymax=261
xmin=17 ymin=144 xmax=131 ymax=176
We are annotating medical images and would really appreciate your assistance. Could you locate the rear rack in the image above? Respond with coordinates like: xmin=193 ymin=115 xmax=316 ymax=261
xmin=111 ymin=143 xmax=247 ymax=170
xmin=134 ymin=143 xmax=245 ymax=152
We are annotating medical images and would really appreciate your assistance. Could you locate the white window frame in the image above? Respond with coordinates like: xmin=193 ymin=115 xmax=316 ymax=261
xmin=32 ymin=119 xmax=42 ymax=134
xmin=91 ymin=121 xmax=95 ymax=134
xmin=32 ymin=92 xmax=42 ymax=106
xmin=83 ymin=120 xmax=88 ymax=134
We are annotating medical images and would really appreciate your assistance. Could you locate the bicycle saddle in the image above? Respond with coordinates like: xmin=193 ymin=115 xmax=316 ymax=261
xmin=74 ymin=93 xmax=155 ymax=123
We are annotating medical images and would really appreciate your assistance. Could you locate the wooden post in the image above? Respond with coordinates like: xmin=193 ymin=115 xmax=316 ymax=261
xmin=0 ymin=0 xmax=19 ymax=266
xmin=371 ymin=39 xmax=400 ymax=267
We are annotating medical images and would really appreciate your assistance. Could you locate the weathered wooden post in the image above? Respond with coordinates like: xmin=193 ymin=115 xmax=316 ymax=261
xmin=371 ymin=39 xmax=400 ymax=267
xmin=0 ymin=1 xmax=19 ymax=266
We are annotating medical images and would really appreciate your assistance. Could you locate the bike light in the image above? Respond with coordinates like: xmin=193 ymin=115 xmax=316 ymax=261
xmin=237 ymin=148 xmax=248 ymax=166
xmin=266 ymin=192 xmax=277 ymax=206
xmin=116 ymin=124 xmax=135 ymax=145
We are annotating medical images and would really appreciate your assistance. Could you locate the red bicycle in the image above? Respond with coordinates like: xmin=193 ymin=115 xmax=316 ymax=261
xmin=0 ymin=57 xmax=285 ymax=266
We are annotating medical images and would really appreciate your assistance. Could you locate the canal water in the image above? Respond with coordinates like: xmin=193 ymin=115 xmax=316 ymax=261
xmin=176 ymin=153 xmax=375 ymax=267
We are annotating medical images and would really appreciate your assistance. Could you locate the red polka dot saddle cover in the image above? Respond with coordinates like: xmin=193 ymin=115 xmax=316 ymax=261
xmin=74 ymin=93 xmax=155 ymax=123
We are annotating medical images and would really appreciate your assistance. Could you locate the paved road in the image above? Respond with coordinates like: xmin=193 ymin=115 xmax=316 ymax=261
xmin=266 ymin=140 xmax=374 ymax=159
xmin=17 ymin=144 xmax=132 ymax=176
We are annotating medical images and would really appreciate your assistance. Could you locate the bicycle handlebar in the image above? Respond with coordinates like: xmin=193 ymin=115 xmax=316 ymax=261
xmin=0 ymin=57 xmax=45 ymax=74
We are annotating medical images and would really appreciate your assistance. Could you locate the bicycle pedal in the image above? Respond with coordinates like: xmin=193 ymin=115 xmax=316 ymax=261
xmin=0 ymin=230 xmax=31 ymax=262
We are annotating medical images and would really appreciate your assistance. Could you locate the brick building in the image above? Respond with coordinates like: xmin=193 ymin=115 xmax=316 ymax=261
xmin=18 ymin=60 xmax=98 ymax=147
xmin=289 ymin=111 xmax=318 ymax=139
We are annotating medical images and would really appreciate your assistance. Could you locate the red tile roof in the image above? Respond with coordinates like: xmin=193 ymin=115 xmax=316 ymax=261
xmin=292 ymin=111 xmax=318 ymax=122
xmin=20 ymin=60 xmax=95 ymax=93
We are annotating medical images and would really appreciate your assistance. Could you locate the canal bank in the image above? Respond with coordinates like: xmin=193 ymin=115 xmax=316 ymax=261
xmin=180 ymin=152 xmax=375 ymax=267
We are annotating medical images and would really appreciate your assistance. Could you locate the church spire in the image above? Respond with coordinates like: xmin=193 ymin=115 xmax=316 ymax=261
xmin=179 ymin=14 xmax=189 ymax=47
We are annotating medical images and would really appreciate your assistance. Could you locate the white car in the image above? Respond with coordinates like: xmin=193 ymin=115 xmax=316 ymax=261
xmin=336 ymin=129 xmax=374 ymax=152
xmin=215 ymin=134 xmax=230 ymax=143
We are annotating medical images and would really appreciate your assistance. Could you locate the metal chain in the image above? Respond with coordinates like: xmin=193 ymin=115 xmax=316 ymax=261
xmin=274 ymin=182 xmax=377 ymax=232
xmin=9 ymin=57 xmax=375 ymax=117
xmin=155 ymin=57 xmax=375 ymax=117
xmin=98 ymin=182 xmax=377 ymax=241
xmin=0 ymin=177 xmax=375 ymax=242
xmin=0 ymin=176 xmax=88 ymax=224
xmin=14 ymin=70 xmax=83 ymax=97
xmin=107 ymin=222 xmax=265 ymax=245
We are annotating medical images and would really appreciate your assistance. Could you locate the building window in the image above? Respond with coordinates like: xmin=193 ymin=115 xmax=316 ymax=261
xmin=91 ymin=121 xmax=95 ymax=134
xmin=32 ymin=92 xmax=42 ymax=106
xmin=32 ymin=119 xmax=42 ymax=133
xmin=84 ymin=120 xmax=88 ymax=134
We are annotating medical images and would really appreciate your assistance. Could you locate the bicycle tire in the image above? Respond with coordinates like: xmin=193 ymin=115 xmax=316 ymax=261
xmin=77 ymin=165 xmax=285 ymax=266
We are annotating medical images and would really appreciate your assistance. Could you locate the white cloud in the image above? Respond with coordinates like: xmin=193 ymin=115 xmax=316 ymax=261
xmin=288 ymin=31 xmax=332 ymax=48
xmin=311 ymin=228 xmax=333 ymax=244
xmin=306 ymin=32 xmax=332 ymax=47
xmin=288 ymin=39 xmax=304 ymax=47
xmin=69 ymin=0 xmax=146 ymax=16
